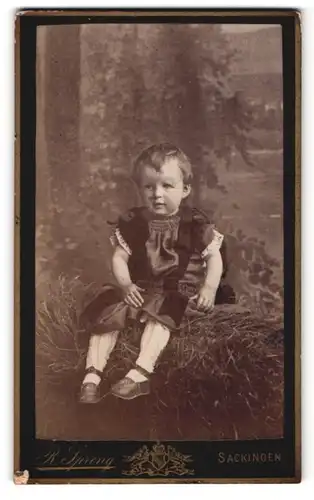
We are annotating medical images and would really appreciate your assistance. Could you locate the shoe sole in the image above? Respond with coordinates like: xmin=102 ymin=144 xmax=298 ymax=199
xmin=78 ymin=392 xmax=102 ymax=404
xmin=111 ymin=389 xmax=150 ymax=400
xmin=79 ymin=398 xmax=101 ymax=404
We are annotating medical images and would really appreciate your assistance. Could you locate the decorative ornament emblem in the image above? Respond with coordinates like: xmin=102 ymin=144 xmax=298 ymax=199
xmin=123 ymin=442 xmax=194 ymax=477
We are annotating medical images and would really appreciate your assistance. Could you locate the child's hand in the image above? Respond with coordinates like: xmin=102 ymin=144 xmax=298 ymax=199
xmin=191 ymin=284 xmax=217 ymax=312
xmin=122 ymin=283 xmax=145 ymax=308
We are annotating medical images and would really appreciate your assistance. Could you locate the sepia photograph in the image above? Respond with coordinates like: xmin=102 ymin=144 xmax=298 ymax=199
xmin=35 ymin=21 xmax=284 ymax=442
xmin=15 ymin=9 xmax=300 ymax=483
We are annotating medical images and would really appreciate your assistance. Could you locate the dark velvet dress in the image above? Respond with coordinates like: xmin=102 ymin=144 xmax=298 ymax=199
xmin=80 ymin=206 xmax=235 ymax=334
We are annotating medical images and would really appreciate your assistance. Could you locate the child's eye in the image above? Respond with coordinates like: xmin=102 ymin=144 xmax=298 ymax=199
xmin=163 ymin=183 xmax=174 ymax=189
xmin=144 ymin=185 xmax=153 ymax=190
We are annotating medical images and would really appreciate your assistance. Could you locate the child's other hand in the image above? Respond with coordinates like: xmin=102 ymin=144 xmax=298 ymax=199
xmin=122 ymin=283 xmax=145 ymax=308
xmin=191 ymin=284 xmax=217 ymax=312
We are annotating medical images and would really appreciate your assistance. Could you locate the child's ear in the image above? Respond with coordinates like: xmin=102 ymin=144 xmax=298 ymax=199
xmin=182 ymin=184 xmax=191 ymax=198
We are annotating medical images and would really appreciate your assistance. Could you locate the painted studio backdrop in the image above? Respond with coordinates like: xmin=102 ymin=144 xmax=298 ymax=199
xmin=35 ymin=23 xmax=284 ymax=441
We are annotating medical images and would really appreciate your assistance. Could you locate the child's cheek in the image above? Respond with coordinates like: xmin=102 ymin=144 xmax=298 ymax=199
xmin=165 ymin=192 xmax=180 ymax=212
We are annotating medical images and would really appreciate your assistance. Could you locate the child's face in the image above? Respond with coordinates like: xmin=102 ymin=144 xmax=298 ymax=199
xmin=139 ymin=158 xmax=191 ymax=216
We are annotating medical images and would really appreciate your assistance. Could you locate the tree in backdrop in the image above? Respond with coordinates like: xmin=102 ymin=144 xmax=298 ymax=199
xmin=36 ymin=23 xmax=282 ymax=317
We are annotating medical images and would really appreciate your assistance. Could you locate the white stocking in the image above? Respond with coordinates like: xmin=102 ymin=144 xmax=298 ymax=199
xmin=83 ymin=331 xmax=119 ymax=385
xmin=127 ymin=320 xmax=170 ymax=383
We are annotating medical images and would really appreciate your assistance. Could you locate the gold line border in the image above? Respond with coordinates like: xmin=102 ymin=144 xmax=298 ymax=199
xmin=13 ymin=8 xmax=301 ymax=484
xmin=16 ymin=9 xmax=299 ymax=18
xmin=28 ymin=477 xmax=299 ymax=485
xmin=14 ymin=13 xmax=21 ymax=476
xmin=294 ymin=12 xmax=302 ymax=483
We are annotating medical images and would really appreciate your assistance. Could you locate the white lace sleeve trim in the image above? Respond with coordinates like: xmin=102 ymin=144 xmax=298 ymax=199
xmin=201 ymin=229 xmax=224 ymax=259
xmin=110 ymin=228 xmax=132 ymax=256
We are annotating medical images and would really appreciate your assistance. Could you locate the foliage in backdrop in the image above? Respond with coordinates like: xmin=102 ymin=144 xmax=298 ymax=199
xmin=37 ymin=24 xmax=283 ymax=318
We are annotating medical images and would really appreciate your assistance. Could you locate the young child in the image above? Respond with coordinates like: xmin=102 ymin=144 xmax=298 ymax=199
xmin=79 ymin=143 xmax=235 ymax=403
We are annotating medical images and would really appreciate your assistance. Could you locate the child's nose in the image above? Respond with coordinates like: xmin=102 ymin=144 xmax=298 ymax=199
xmin=154 ymin=185 xmax=163 ymax=198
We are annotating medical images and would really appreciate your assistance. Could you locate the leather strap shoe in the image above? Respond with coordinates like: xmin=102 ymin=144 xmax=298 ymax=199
xmin=111 ymin=377 xmax=150 ymax=400
xmin=79 ymin=382 xmax=101 ymax=404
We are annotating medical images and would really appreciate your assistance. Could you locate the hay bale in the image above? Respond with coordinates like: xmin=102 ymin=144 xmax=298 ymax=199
xmin=36 ymin=276 xmax=283 ymax=439
xmin=36 ymin=275 xmax=100 ymax=377
xmin=112 ymin=307 xmax=283 ymax=438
